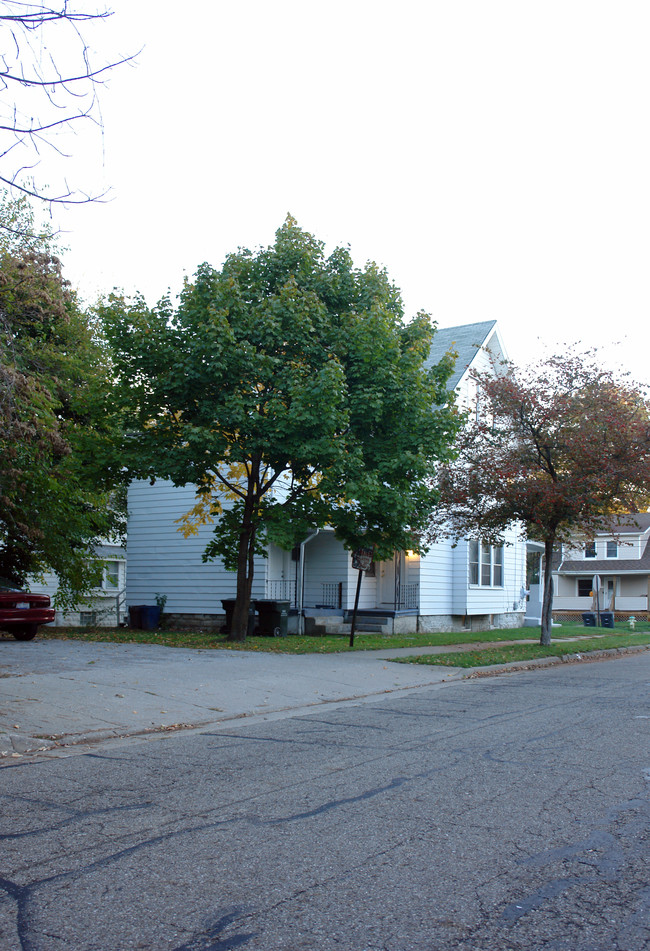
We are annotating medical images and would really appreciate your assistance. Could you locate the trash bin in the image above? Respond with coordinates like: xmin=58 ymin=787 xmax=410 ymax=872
xmin=141 ymin=605 xmax=161 ymax=630
xmin=221 ymin=599 xmax=236 ymax=634
xmin=221 ymin=598 xmax=256 ymax=637
xmin=581 ymin=612 xmax=596 ymax=627
xmin=254 ymin=599 xmax=290 ymax=636
xmin=129 ymin=605 xmax=145 ymax=629
xmin=600 ymin=612 xmax=614 ymax=628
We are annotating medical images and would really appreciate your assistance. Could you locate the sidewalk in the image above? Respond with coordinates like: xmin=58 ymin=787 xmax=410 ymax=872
xmin=3 ymin=635 xmax=646 ymax=761
xmin=0 ymin=637 xmax=465 ymax=760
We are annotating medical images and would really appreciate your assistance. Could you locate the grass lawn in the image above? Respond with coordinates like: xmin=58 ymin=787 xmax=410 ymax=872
xmin=394 ymin=632 xmax=650 ymax=668
xmin=35 ymin=619 xmax=650 ymax=657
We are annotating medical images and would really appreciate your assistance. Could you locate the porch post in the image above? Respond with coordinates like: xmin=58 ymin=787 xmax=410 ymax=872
xmin=394 ymin=551 xmax=401 ymax=610
xmin=297 ymin=529 xmax=319 ymax=636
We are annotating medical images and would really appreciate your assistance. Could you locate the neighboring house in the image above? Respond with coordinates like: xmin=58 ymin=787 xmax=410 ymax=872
xmin=126 ymin=319 xmax=530 ymax=634
xmin=29 ymin=541 xmax=127 ymax=627
xmin=552 ymin=515 xmax=650 ymax=620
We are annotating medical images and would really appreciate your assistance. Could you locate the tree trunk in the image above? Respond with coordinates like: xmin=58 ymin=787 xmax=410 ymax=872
xmin=229 ymin=491 xmax=258 ymax=642
xmin=540 ymin=535 xmax=555 ymax=646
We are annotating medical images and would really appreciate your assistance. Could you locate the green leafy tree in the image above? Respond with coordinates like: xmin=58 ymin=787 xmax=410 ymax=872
xmin=0 ymin=193 xmax=126 ymax=606
xmin=102 ymin=218 xmax=460 ymax=640
xmin=430 ymin=351 xmax=650 ymax=644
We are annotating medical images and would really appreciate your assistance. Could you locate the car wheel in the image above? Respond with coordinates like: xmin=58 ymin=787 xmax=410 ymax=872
xmin=13 ymin=623 xmax=37 ymax=641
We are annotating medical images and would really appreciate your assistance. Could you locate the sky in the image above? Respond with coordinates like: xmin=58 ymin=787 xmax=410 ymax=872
xmin=32 ymin=1 xmax=650 ymax=384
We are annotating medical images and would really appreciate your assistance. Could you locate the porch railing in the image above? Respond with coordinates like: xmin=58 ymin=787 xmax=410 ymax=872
xmin=267 ymin=579 xmax=297 ymax=607
xmin=397 ymin=583 xmax=419 ymax=610
xmin=321 ymin=582 xmax=343 ymax=609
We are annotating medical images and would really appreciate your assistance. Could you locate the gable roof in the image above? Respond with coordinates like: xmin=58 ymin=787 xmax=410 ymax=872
xmin=563 ymin=514 xmax=650 ymax=539
xmin=559 ymin=539 xmax=650 ymax=575
xmin=594 ymin=514 xmax=650 ymax=535
xmin=424 ymin=320 xmax=500 ymax=390
xmin=558 ymin=514 xmax=650 ymax=575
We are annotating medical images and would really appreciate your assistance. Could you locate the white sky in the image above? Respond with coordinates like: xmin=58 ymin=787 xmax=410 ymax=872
xmin=44 ymin=1 xmax=650 ymax=384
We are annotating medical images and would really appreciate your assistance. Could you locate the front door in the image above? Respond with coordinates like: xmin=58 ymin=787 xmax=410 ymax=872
xmin=379 ymin=552 xmax=405 ymax=607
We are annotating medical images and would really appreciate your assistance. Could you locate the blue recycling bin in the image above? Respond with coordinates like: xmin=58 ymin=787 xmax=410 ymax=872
xmin=141 ymin=605 xmax=161 ymax=630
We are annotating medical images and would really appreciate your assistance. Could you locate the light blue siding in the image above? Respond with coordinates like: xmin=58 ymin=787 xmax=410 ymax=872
xmin=126 ymin=480 xmax=266 ymax=613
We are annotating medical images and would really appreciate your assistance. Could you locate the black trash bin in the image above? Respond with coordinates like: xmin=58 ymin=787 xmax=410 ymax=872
xmin=129 ymin=605 xmax=145 ymax=629
xmin=582 ymin=612 xmax=596 ymax=627
xmin=221 ymin=599 xmax=236 ymax=635
xmin=254 ymin=600 xmax=290 ymax=637
xmin=221 ymin=598 xmax=256 ymax=637
xmin=600 ymin=612 xmax=614 ymax=628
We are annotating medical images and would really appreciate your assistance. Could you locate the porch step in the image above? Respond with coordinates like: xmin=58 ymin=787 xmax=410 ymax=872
xmin=303 ymin=613 xmax=395 ymax=635
xmin=347 ymin=622 xmax=390 ymax=633
xmin=304 ymin=615 xmax=343 ymax=636
xmin=343 ymin=614 xmax=391 ymax=634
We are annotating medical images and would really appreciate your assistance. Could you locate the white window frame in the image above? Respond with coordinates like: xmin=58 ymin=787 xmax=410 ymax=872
xmin=584 ymin=541 xmax=597 ymax=559
xmin=103 ymin=560 xmax=122 ymax=591
xmin=469 ymin=540 xmax=504 ymax=587
xmin=606 ymin=541 xmax=618 ymax=558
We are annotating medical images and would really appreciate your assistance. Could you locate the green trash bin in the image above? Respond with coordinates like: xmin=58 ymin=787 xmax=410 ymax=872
xmin=254 ymin=600 xmax=290 ymax=636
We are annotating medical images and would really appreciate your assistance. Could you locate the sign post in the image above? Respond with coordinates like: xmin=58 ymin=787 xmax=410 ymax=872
xmin=349 ymin=548 xmax=374 ymax=647
xmin=592 ymin=574 xmax=601 ymax=627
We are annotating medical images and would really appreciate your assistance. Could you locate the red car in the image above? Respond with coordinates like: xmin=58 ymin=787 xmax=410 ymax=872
xmin=0 ymin=586 xmax=55 ymax=640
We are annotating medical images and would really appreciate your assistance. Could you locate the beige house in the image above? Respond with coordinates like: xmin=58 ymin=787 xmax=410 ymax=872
xmin=553 ymin=515 xmax=650 ymax=620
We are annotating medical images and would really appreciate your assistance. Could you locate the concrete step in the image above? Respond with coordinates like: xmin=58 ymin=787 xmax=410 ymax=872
xmin=342 ymin=613 xmax=391 ymax=633
xmin=303 ymin=615 xmax=343 ymax=636
xmin=303 ymin=614 xmax=392 ymax=635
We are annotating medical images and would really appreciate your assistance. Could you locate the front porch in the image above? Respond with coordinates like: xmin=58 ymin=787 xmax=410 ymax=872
xmin=266 ymin=537 xmax=420 ymax=634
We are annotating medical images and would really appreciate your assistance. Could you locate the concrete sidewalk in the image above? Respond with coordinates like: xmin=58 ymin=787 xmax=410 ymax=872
xmin=0 ymin=637 xmax=465 ymax=761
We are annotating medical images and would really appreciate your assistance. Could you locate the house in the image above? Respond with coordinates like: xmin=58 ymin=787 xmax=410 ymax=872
xmin=28 ymin=541 xmax=127 ymax=627
xmin=125 ymin=319 xmax=530 ymax=634
xmin=552 ymin=515 xmax=650 ymax=621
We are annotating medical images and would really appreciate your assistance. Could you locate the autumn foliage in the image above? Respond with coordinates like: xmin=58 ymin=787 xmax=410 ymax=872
xmin=431 ymin=351 xmax=650 ymax=643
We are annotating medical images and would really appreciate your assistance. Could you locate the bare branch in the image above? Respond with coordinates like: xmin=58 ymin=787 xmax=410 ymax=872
xmin=0 ymin=1 xmax=137 ymax=214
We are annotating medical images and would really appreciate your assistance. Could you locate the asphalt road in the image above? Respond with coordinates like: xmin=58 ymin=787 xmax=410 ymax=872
xmin=1 ymin=653 xmax=649 ymax=950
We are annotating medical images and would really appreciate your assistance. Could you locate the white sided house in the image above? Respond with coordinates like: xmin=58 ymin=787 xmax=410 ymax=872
xmin=126 ymin=320 xmax=529 ymax=634
xmin=552 ymin=515 xmax=650 ymax=621
xmin=28 ymin=540 xmax=127 ymax=627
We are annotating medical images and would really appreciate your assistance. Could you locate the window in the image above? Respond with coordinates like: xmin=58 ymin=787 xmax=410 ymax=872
xmin=526 ymin=552 xmax=541 ymax=586
xmin=469 ymin=540 xmax=479 ymax=585
xmin=606 ymin=541 xmax=617 ymax=558
xmin=584 ymin=542 xmax=596 ymax=559
xmin=481 ymin=542 xmax=491 ymax=585
xmin=493 ymin=546 xmax=503 ymax=586
xmin=103 ymin=561 xmax=121 ymax=589
xmin=577 ymin=579 xmax=593 ymax=598
xmin=469 ymin=540 xmax=504 ymax=587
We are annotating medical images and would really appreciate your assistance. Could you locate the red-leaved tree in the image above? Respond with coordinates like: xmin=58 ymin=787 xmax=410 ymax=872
xmin=429 ymin=351 xmax=650 ymax=644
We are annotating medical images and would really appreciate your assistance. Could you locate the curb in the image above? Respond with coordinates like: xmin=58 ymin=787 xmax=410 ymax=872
xmin=462 ymin=643 xmax=650 ymax=679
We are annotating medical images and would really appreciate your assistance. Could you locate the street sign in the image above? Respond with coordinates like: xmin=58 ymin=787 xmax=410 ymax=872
xmin=351 ymin=548 xmax=374 ymax=572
